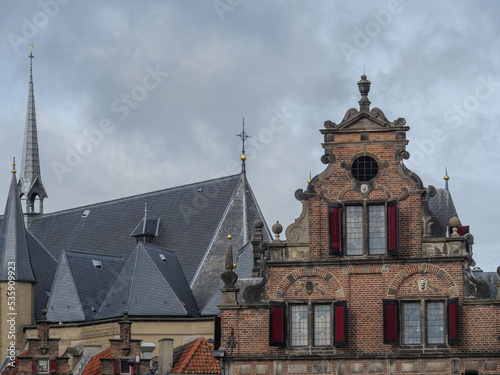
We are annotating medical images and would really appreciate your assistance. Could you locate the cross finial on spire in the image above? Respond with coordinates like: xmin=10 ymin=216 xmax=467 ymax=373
xmin=29 ymin=44 xmax=34 ymax=67
xmin=444 ymin=167 xmax=450 ymax=192
xmin=236 ymin=118 xmax=250 ymax=174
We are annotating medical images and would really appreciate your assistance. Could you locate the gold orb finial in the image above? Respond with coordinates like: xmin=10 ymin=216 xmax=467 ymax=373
xmin=11 ymin=157 xmax=16 ymax=174
xmin=308 ymin=178 xmax=312 ymax=184
xmin=227 ymin=234 xmax=232 ymax=240
xmin=240 ymin=154 xmax=246 ymax=161
xmin=444 ymin=174 xmax=450 ymax=181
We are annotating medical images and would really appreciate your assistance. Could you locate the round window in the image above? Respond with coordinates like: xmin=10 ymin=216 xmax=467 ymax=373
xmin=351 ymin=156 xmax=378 ymax=182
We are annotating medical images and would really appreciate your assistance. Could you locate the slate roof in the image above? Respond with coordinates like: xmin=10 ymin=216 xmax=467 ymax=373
xmin=201 ymin=241 xmax=255 ymax=315
xmin=96 ymin=242 xmax=199 ymax=319
xmin=0 ymin=173 xmax=57 ymax=320
xmin=80 ymin=347 xmax=112 ymax=375
xmin=428 ymin=187 xmax=458 ymax=226
xmin=0 ymin=172 xmax=35 ymax=281
xmin=28 ymin=174 xmax=242 ymax=284
xmin=47 ymin=251 xmax=125 ymax=322
xmin=27 ymin=230 xmax=58 ymax=321
xmin=171 ymin=337 xmax=220 ymax=374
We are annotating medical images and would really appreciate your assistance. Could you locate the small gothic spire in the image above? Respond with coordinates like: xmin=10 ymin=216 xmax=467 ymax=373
xmin=358 ymin=74 xmax=371 ymax=112
xmin=444 ymin=167 xmax=450 ymax=192
xmin=12 ymin=157 xmax=16 ymax=174
xmin=19 ymin=44 xmax=48 ymax=220
xmin=236 ymin=118 xmax=250 ymax=174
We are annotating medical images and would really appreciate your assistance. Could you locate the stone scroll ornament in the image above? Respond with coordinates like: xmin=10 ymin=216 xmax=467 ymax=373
xmin=243 ymin=241 xmax=270 ymax=303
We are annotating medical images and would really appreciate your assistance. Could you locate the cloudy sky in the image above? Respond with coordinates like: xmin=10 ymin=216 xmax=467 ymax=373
xmin=1 ymin=1 xmax=499 ymax=271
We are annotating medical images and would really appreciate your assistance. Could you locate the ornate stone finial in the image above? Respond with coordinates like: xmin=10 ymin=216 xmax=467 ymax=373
xmin=122 ymin=310 xmax=129 ymax=321
xmin=225 ymin=235 xmax=234 ymax=271
xmin=40 ymin=309 xmax=47 ymax=321
xmin=357 ymin=74 xmax=371 ymax=112
xmin=272 ymin=221 xmax=283 ymax=241
xmin=12 ymin=157 xmax=16 ymax=174
xmin=254 ymin=219 xmax=263 ymax=230
xmin=449 ymin=216 xmax=461 ymax=237
xmin=220 ymin=234 xmax=239 ymax=306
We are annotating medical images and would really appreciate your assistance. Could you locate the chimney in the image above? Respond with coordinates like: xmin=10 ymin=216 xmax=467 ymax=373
xmin=140 ymin=343 xmax=156 ymax=360
xmin=158 ymin=338 xmax=174 ymax=375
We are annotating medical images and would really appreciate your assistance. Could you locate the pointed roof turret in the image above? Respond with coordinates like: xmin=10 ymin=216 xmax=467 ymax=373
xmin=19 ymin=45 xmax=47 ymax=217
xmin=0 ymin=160 xmax=35 ymax=282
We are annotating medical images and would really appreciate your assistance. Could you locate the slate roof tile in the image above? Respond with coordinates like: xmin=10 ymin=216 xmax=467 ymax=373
xmin=96 ymin=242 xmax=198 ymax=319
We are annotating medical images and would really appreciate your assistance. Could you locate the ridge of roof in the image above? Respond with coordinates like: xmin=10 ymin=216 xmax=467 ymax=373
xmin=189 ymin=174 xmax=243 ymax=288
xmin=63 ymin=250 xmax=124 ymax=260
xmin=35 ymin=174 xmax=242 ymax=218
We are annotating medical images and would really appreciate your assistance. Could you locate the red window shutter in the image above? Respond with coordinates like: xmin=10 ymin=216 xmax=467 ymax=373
xmin=383 ymin=299 xmax=399 ymax=344
xmin=133 ymin=363 xmax=137 ymax=375
xmin=328 ymin=203 xmax=343 ymax=256
xmin=114 ymin=358 xmax=120 ymax=374
xmin=334 ymin=300 xmax=347 ymax=347
xmin=214 ymin=316 xmax=222 ymax=350
xmin=269 ymin=301 xmax=286 ymax=347
xmin=448 ymin=298 xmax=459 ymax=344
xmin=387 ymin=200 xmax=398 ymax=255
xmin=50 ymin=357 xmax=57 ymax=373
xmin=32 ymin=358 xmax=38 ymax=373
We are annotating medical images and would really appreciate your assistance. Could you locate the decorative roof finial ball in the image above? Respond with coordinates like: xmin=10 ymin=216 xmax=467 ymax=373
xmin=444 ymin=174 xmax=450 ymax=181
xmin=449 ymin=216 xmax=461 ymax=229
xmin=272 ymin=221 xmax=283 ymax=234
xmin=254 ymin=219 xmax=263 ymax=229
xmin=241 ymin=154 xmax=247 ymax=161
xmin=272 ymin=221 xmax=283 ymax=241
xmin=227 ymin=234 xmax=232 ymax=240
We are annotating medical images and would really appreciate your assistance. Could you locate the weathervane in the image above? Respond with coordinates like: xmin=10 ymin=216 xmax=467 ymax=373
xmin=29 ymin=44 xmax=34 ymax=67
xmin=236 ymin=118 xmax=250 ymax=174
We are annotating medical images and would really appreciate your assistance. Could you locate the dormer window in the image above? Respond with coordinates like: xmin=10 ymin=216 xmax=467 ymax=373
xmin=159 ymin=254 xmax=166 ymax=262
xmin=92 ymin=260 xmax=103 ymax=269
xmin=82 ymin=209 xmax=91 ymax=218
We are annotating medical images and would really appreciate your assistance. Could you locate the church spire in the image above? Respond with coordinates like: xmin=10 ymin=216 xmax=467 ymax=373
xmin=19 ymin=45 xmax=47 ymax=222
xmin=0 ymin=162 xmax=35 ymax=282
